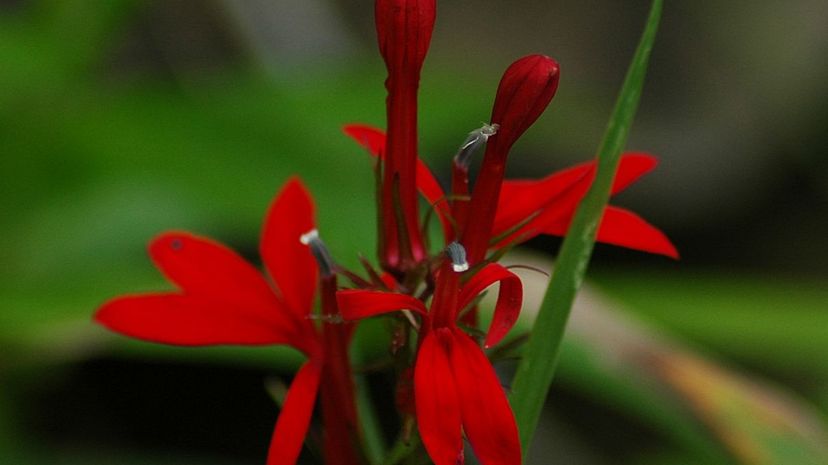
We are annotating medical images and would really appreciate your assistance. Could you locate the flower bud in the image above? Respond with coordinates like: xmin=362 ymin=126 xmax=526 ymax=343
xmin=488 ymin=54 xmax=560 ymax=158
xmin=374 ymin=0 xmax=437 ymax=274
xmin=375 ymin=0 xmax=436 ymax=75
xmin=460 ymin=55 xmax=560 ymax=264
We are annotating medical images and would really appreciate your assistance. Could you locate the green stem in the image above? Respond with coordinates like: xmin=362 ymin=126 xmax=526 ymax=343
xmin=355 ymin=369 xmax=386 ymax=465
xmin=383 ymin=430 xmax=421 ymax=465
xmin=509 ymin=0 xmax=663 ymax=454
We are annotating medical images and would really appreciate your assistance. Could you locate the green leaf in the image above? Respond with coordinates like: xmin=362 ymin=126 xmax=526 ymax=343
xmin=509 ymin=0 xmax=664 ymax=452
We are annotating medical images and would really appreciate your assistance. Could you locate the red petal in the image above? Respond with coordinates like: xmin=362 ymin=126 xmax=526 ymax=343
xmin=542 ymin=205 xmax=679 ymax=259
xmin=343 ymin=124 xmax=453 ymax=240
xmin=150 ymin=232 xmax=277 ymax=305
xmin=147 ymin=232 xmax=299 ymax=333
xmin=336 ymin=290 xmax=428 ymax=320
xmin=380 ymin=272 xmax=399 ymax=291
xmin=493 ymin=162 xmax=593 ymax=238
xmin=267 ymin=362 xmax=321 ymax=465
xmin=343 ymin=124 xmax=386 ymax=157
xmin=458 ymin=264 xmax=523 ymax=349
xmin=450 ymin=330 xmax=521 ymax=465
xmin=417 ymin=163 xmax=454 ymax=243
xmin=597 ymin=206 xmax=679 ymax=258
xmin=415 ymin=330 xmax=463 ymax=465
xmin=95 ymin=294 xmax=291 ymax=346
xmin=261 ymin=178 xmax=318 ymax=317
xmin=491 ymin=154 xmax=659 ymax=248
xmin=612 ymin=152 xmax=657 ymax=195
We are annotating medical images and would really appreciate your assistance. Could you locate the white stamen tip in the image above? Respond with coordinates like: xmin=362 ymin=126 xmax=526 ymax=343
xmin=480 ymin=122 xmax=499 ymax=138
xmin=452 ymin=262 xmax=470 ymax=272
xmin=299 ymin=229 xmax=319 ymax=245
xmin=455 ymin=123 xmax=500 ymax=168
xmin=446 ymin=242 xmax=469 ymax=273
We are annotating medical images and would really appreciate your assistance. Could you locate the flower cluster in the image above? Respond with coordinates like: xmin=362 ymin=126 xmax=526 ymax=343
xmin=95 ymin=1 xmax=676 ymax=465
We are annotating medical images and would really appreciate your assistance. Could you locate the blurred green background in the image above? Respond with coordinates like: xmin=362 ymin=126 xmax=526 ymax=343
xmin=1 ymin=1 xmax=827 ymax=464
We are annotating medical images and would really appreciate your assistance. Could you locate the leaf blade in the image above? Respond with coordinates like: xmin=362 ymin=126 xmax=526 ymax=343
xmin=509 ymin=0 xmax=665 ymax=452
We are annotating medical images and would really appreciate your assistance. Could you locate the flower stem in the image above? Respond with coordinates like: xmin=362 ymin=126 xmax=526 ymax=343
xmin=354 ymin=346 xmax=387 ymax=465
xmin=320 ymin=277 xmax=370 ymax=465
xmin=382 ymin=430 xmax=421 ymax=465
xmin=508 ymin=0 xmax=663 ymax=454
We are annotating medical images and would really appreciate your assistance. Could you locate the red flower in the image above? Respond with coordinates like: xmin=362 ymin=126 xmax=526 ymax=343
xmin=342 ymin=124 xmax=678 ymax=260
xmin=95 ymin=178 xmax=361 ymax=465
xmin=460 ymin=55 xmax=560 ymax=263
xmin=337 ymin=245 xmax=523 ymax=465
xmin=375 ymin=0 xmax=437 ymax=274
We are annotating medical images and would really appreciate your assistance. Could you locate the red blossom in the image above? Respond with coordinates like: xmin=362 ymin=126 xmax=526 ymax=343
xmin=94 ymin=2 xmax=679 ymax=464
xmin=337 ymin=252 xmax=523 ymax=465
xmin=375 ymin=0 xmax=437 ymax=274
xmin=95 ymin=178 xmax=362 ymax=465
xmin=343 ymin=124 xmax=453 ymax=241
xmin=342 ymin=124 xmax=678 ymax=260
xmin=461 ymin=55 xmax=560 ymax=264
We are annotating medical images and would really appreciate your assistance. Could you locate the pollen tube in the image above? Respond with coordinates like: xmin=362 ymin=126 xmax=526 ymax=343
xmin=300 ymin=229 xmax=336 ymax=277
xmin=451 ymin=123 xmax=498 ymax=237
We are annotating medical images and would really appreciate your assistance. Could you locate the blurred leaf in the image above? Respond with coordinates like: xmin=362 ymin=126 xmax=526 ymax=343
xmin=656 ymin=353 xmax=828 ymax=465
xmin=591 ymin=270 xmax=828 ymax=379
xmin=510 ymin=0 xmax=663 ymax=450
xmin=0 ymin=387 xmax=27 ymax=460
xmin=502 ymin=252 xmax=828 ymax=465
xmin=554 ymin=340 xmax=731 ymax=463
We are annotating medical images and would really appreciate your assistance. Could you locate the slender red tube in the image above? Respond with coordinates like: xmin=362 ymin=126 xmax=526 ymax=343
xmin=375 ymin=0 xmax=437 ymax=274
xmin=461 ymin=55 xmax=560 ymax=264
xmin=319 ymin=275 xmax=366 ymax=465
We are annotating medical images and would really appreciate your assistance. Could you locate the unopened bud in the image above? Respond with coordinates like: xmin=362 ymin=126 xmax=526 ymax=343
xmin=375 ymin=0 xmax=437 ymax=74
xmin=489 ymin=55 xmax=560 ymax=157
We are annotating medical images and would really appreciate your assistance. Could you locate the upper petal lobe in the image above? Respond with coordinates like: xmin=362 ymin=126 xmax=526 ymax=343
xmin=261 ymin=178 xmax=319 ymax=317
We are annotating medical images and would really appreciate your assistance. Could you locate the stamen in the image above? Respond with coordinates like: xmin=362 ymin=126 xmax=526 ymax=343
xmin=454 ymin=123 xmax=499 ymax=168
xmin=445 ymin=242 xmax=469 ymax=272
xmin=299 ymin=228 xmax=336 ymax=277
xmin=299 ymin=229 xmax=319 ymax=245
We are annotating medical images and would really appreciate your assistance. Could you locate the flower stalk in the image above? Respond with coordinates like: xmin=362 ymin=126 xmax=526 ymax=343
xmin=461 ymin=55 xmax=560 ymax=265
xmin=509 ymin=0 xmax=664 ymax=453
xmin=319 ymin=275 xmax=367 ymax=465
xmin=376 ymin=0 xmax=436 ymax=274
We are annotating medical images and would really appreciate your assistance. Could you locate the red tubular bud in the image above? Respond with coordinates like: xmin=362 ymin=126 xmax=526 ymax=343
xmin=319 ymin=277 xmax=366 ymax=465
xmin=375 ymin=0 xmax=437 ymax=274
xmin=376 ymin=0 xmax=436 ymax=75
xmin=488 ymin=54 xmax=560 ymax=157
xmin=461 ymin=55 xmax=560 ymax=264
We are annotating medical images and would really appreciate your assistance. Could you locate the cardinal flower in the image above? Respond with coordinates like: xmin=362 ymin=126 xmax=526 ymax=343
xmin=344 ymin=49 xmax=676 ymax=266
xmin=94 ymin=178 xmax=364 ymax=465
xmin=374 ymin=0 xmax=437 ymax=274
xmin=337 ymin=243 xmax=523 ymax=465
xmin=343 ymin=124 xmax=678 ymax=261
